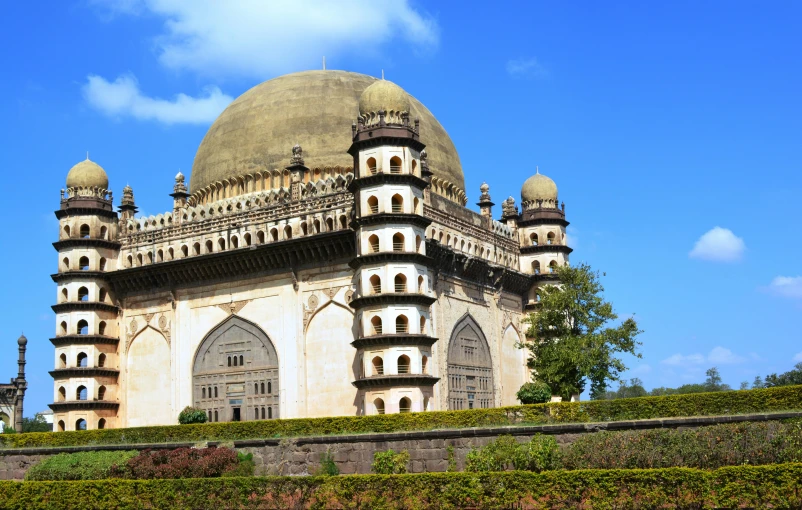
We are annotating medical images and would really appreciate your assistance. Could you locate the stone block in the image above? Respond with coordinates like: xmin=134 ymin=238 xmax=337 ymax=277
xmin=338 ymin=462 xmax=356 ymax=475
xmin=424 ymin=459 xmax=448 ymax=472
xmin=410 ymin=460 xmax=425 ymax=473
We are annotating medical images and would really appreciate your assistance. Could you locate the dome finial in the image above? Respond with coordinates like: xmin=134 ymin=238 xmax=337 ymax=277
xmin=381 ymin=69 xmax=385 ymax=80
xmin=536 ymin=165 xmax=539 ymax=174
xmin=86 ymin=151 xmax=89 ymax=161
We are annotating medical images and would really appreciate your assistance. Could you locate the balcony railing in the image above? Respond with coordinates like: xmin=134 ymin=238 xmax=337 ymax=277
xmin=370 ymin=242 xmax=380 ymax=252
xmin=399 ymin=405 xmax=411 ymax=413
xmin=369 ymin=204 xmax=379 ymax=214
xmin=395 ymin=324 xmax=409 ymax=333
xmin=372 ymin=325 xmax=383 ymax=335
xmin=397 ymin=363 xmax=410 ymax=374
xmin=394 ymin=284 xmax=406 ymax=293
xmin=393 ymin=242 xmax=404 ymax=251
xmin=372 ymin=283 xmax=382 ymax=294
xmin=391 ymin=205 xmax=403 ymax=213
xmin=389 ymin=165 xmax=402 ymax=174
xmin=373 ymin=366 xmax=384 ymax=375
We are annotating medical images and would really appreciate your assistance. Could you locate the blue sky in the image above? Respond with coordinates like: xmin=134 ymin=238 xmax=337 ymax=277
xmin=1 ymin=1 xmax=800 ymax=415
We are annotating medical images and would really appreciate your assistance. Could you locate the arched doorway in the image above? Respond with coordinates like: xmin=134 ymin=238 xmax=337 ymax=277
xmin=446 ymin=314 xmax=495 ymax=410
xmin=193 ymin=315 xmax=279 ymax=422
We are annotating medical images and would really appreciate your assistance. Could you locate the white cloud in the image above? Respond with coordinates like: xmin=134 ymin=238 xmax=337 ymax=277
xmin=793 ymin=351 xmax=802 ymax=362
xmin=766 ymin=276 xmax=802 ymax=299
xmin=661 ymin=346 xmax=747 ymax=366
xmin=689 ymin=227 xmax=745 ymax=262
xmin=83 ymin=74 xmax=233 ymax=124
xmin=506 ymin=58 xmax=548 ymax=78
xmin=627 ymin=364 xmax=652 ymax=376
xmin=93 ymin=0 xmax=438 ymax=78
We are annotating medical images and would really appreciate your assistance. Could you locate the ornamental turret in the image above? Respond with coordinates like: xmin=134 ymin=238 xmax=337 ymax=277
xmin=51 ymin=157 xmax=121 ymax=432
xmin=517 ymin=168 xmax=572 ymax=306
xmin=348 ymin=79 xmax=439 ymax=415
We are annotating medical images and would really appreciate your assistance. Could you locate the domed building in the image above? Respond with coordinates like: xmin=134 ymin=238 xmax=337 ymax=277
xmin=49 ymin=70 xmax=571 ymax=431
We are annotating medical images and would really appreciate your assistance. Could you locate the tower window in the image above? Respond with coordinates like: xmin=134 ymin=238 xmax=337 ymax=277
xmin=371 ymin=316 xmax=383 ymax=335
xmin=206 ymin=240 xmax=213 ymax=253
xmin=533 ymin=261 xmax=541 ymax=274
xmin=157 ymin=249 xmax=164 ymax=262
xmin=372 ymin=356 xmax=384 ymax=375
xmin=420 ymin=316 xmax=426 ymax=334
xmin=374 ymin=398 xmax=385 ymax=414
xmin=417 ymin=275 xmax=425 ymax=293
xmin=313 ymin=219 xmax=321 ymax=233
xmin=300 ymin=223 xmax=308 ymax=236
xmin=339 ymin=215 xmax=348 ymax=229
xmin=422 ymin=355 xmax=428 ymax=374
xmin=368 ymin=234 xmax=380 ymax=253
xmin=547 ymin=232 xmax=556 ymax=245
xmin=99 ymin=288 xmax=107 ymax=302
xmin=326 ymin=218 xmax=334 ymax=231
xmin=168 ymin=247 xmax=174 ymax=260
xmin=98 ymin=419 xmax=106 ymax=429
xmin=244 ymin=233 xmax=252 ymax=246
xmin=366 ymin=157 xmax=377 ymax=175
xmin=392 ymin=233 xmax=405 ymax=252
xmin=62 ymin=257 xmax=70 ymax=271
xmin=367 ymin=196 xmax=379 ymax=214
xmin=98 ymin=385 xmax=106 ymax=400
xmin=76 ymin=386 xmax=87 ymax=401
xmin=218 ymin=238 xmax=226 ymax=251
xmin=61 ymin=288 xmax=68 ymax=302
xmin=100 ymin=226 xmax=107 ymax=239
xmin=369 ymin=274 xmax=382 ymax=294
xmin=391 ymin=194 xmax=403 ymax=213
xmin=549 ymin=260 xmax=558 ymax=273
xmin=98 ymin=321 xmax=106 ymax=335
xmin=77 ymin=352 xmax=88 ymax=367
xmin=63 ymin=225 xmax=71 ymax=238
xmin=531 ymin=233 xmax=538 ymax=246
xmin=76 ymin=419 xmax=87 ymax=431
xmin=268 ymin=381 xmax=272 ymax=393
xmin=58 ymin=386 xmax=66 ymax=402
xmin=79 ymin=257 xmax=90 ymax=271
xmin=399 ymin=397 xmax=411 ymax=413
xmin=394 ymin=273 xmax=407 ymax=293
xmin=397 ymin=354 xmax=410 ymax=374
xmin=80 ymin=224 xmax=90 ymax=238
xmin=99 ymin=258 xmax=106 ymax=271
xmin=396 ymin=314 xmax=409 ymax=333
xmin=98 ymin=353 xmax=106 ymax=367
xmin=77 ymin=320 xmax=89 ymax=335
xmin=193 ymin=243 xmax=201 ymax=255
xmin=389 ymin=156 xmax=402 ymax=174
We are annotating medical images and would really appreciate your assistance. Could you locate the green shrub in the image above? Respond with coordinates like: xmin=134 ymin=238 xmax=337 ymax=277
xmin=25 ymin=450 xmax=137 ymax=481
xmin=4 ymin=465 xmax=802 ymax=509
xmin=3 ymin=385 xmax=802 ymax=450
xmin=314 ymin=451 xmax=339 ymax=476
xmin=222 ymin=452 xmax=255 ymax=477
xmin=177 ymin=406 xmax=207 ymax=425
xmin=465 ymin=434 xmax=559 ymax=472
xmin=372 ymin=449 xmax=410 ymax=474
xmin=561 ymin=419 xmax=802 ymax=470
xmin=517 ymin=381 xmax=552 ymax=404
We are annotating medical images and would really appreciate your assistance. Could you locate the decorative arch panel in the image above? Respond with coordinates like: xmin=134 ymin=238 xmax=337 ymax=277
xmin=446 ymin=314 xmax=495 ymax=410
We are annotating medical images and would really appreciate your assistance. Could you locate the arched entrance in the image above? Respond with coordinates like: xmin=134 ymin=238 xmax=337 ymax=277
xmin=193 ymin=315 xmax=279 ymax=422
xmin=446 ymin=314 xmax=495 ymax=410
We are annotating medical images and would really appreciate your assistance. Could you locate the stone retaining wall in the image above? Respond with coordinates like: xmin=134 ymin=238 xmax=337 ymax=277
xmin=3 ymin=411 xmax=800 ymax=480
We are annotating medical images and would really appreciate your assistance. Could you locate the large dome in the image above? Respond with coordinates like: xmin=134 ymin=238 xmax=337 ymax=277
xmin=190 ymin=70 xmax=464 ymax=199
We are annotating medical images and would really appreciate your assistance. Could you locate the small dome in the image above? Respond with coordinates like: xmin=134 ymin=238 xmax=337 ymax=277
xmin=521 ymin=171 xmax=558 ymax=202
xmin=66 ymin=158 xmax=109 ymax=189
xmin=359 ymin=80 xmax=410 ymax=117
xmin=17 ymin=334 xmax=27 ymax=346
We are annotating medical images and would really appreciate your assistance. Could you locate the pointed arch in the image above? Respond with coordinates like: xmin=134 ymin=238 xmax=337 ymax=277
xmin=446 ymin=313 xmax=495 ymax=411
xmin=303 ymin=298 xmax=354 ymax=333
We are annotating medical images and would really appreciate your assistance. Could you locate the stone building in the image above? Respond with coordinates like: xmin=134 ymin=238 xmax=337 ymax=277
xmin=1 ymin=335 xmax=27 ymax=433
xmin=49 ymin=70 xmax=571 ymax=431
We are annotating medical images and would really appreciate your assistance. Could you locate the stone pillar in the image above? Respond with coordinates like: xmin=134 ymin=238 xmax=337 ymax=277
xmin=170 ymin=172 xmax=190 ymax=223
xmin=287 ymin=144 xmax=308 ymax=202
xmin=14 ymin=335 xmax=27 ymax=433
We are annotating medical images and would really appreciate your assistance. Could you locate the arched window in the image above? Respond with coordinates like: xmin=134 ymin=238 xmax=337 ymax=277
xmin=193 ymin=243 xmax=201 ymax=255
xmin=58 ymin=386 xmax=66 ymax=402
xmin=228 ymin=356 xmax=232 ymax=367
xmin=206 ymin=240 xmax=213 ymax=253
xmin=239 ymin=355 xmax=244 ymax=366
xmin=98 ymin=418 xmax=106 ymax=429
xmin=268 ymin=381 xmax=272 ymax=393
xmin=412 ymin=159 xmax=418 ymax=175
xmin=422 ymin=355 xmax=428 ymax=374
xmin=533 ymin=261 xmax=541 ymax=274
xmin=254 ymin=231 xmax=263 ymax=244
xmin=126 ymin=254 xmax=133 ymax=267
xmin=268 ymin=407 xmax=272 ymax=419
xmin=374 ymin=398 xmax=385 ymax=414
xmin=61 ymin=288 xmax=68 ymax=302
xmin=137 ymin=254 xmax=144 ymax=266
xmin=396 ymin=314 xmax=409 ymax=333
xmin=63 ymin=225 xmax=71 ymax=238
xmin=326 ymin=217 xmax=334 ymax=231
xmin=79 ymin=257 xmax=90 ymax=271
xmin=399 ymin=397 xmax=411 ymax=413
xmin=146 ymin=252 xmax=154 ymax=264
xmin=313 ymin=219 xmax=321 ymax=233
xmin=371 ymin=316 xmax=383 ymax=335
xmin=417 ymin=275 xmax=425 ymax=293
xmin=181 ymin=245 xmax=189 ymax=258
xmin=76 ymin=419 xmax=87 ymax=431
xmin=99 ymin=288 xmax=107 ymax=302
xmin=244 ymin=233 xmax=252 ymax=246
xmin=339 ymin=215 xmax=348 ymax=229
xmin=413 ymin=197 xmax=420 ymax=214
xmin=270 ymin=228 xmax=279 ymax=242
xmin=415 ymin=235 xmax=422 ymax=253
xmin=98 ymin=385 xmax=106 ymax=400
xmin=62 ymin=257 xmax=70 ymax=271
xmin=549 ymin=260 xmax=558 ymax=273
xmin=98 ymin=321 xmax=106 ymax=335
xmin=203 ymin=387 xmax=207 ymax=399
xmin=233 ymin=356 xmax=238 ymax=367
xmin=259 ymin=407 xmax=264 ymax=419
xmin=80 ymin=224 xmax=90 ymax=238
xmin=58 ymin=420 xmax=65 ymax=431
xmin=214 ymin=411 xmax=218 ymax=422
xmin=261 ymin=382 xmax=265 ymax=394
xmin=300 ymin=223 xmax=308 ymax=236
xmin=218 ymin=238 xmax=226 ymax=251
xmin=59 ymin=353 xmax=67 ymax=368
xmin=208 ymin=410 xmax=212 ymax=422
xmin=371 ymin=356 xmax=384 ymax=375
xmin=283 ymin=225 xmax=292 ymax=240
xmin=366 ymin=157 xmax=377 ymax=175
xmin=77 ymin=352 xmax=88 ymax=367
xmin=76 ymin=386 xmax=87 ymax=401
xmin=231 ymin=236 xmax=239 ymax=249
xmin=547 ymin=232 xmax=556 ymax=245
xmin=369 ymin=274 xmax=382 ymax=294
xmin=98 ymin=353 xmax=106 ymax=367
xmin=438 ymin=232 xmax=444 ymax=243
xmin=77 ymin=320 xmax=88 ymax=335
xmin=397 ymin=354 xmax=410 ymax=374
xmin=392 ymin=233 xmax=404 ymax=252
xmin=367 ymin=195 xmax=379 ymax=214
xmin=394 ymin=273 xmax=407 ymax=293
xmin=168 ymin=247 xmax=174 ymax=260
xmin=420 ymin=316 xmax=426 ymax=334
xmin=391 ymin=194 xmax=403 ymax=213
xmin=531 ymin=233 xmax=538 ymax=246
xmin=60 ymin=321 xmax=68 ymax=335
xmin=368 ymin=234 xmax=380 ymax=253
xmin=100 ymin=226 xmax=107 ymax=239
xmin=390 ymin=156 xmax=402 ymax=174
xmin=99 ymin=257 xmax=107 ymax=271
xmin=157 ymin=249 xmax=164 ymax=262
xmin=214 ymin=387 xmax=218 ymax=398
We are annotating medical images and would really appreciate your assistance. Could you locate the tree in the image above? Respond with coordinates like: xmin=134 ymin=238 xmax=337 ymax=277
xmin=739 ymin=381 xmax=749 ymax=390
xmin=596 ymin=378 xmax=648 ymax=400
xmin=22 ymin=414 xmax=52 ymax=433
xmin=703 ymin=367 xmax=731 ymax=392
xmin=752 ymin=376 xmax=765 ymax=389
xmin=177 ymin=406 xmax=207 ymax=424
xmin=764 ymin=363 xmax=802 ymax=387
xmin=522 ymin=263 xmax=642 ymax=400
xmin=517 ymin=381 xmax=552 ymax=404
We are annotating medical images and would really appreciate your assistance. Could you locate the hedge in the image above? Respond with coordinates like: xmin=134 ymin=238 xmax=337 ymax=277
xmin=25 ymin=450 xmax=137 ymax=481
xmin=3 ymin=464 xmax=802 ymax=509
xmin=3 ymin=385 xmax=801 ymax=449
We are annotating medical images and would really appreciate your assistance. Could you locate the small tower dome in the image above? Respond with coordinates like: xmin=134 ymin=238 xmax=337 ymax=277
xmin=66 ymin=157 xmax=109 ymax=189
xmin=17 ymin=334 xmax=27 ymax=346
xmin=521 ymin=170 xmax=558 ymax=203
xmin=359 ymin=80 xmax=410 ymax=126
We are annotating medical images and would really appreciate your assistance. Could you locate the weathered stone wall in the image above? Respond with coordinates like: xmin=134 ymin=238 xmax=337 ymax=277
xmin=3 ymin=411 xmax=800 ymax=480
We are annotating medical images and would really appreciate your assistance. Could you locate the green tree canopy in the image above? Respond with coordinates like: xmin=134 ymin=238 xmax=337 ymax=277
xmin=523 ymin=263 xmax=642 ymax=400
xmin=764 ymin=362 xmax=802 ymax=387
